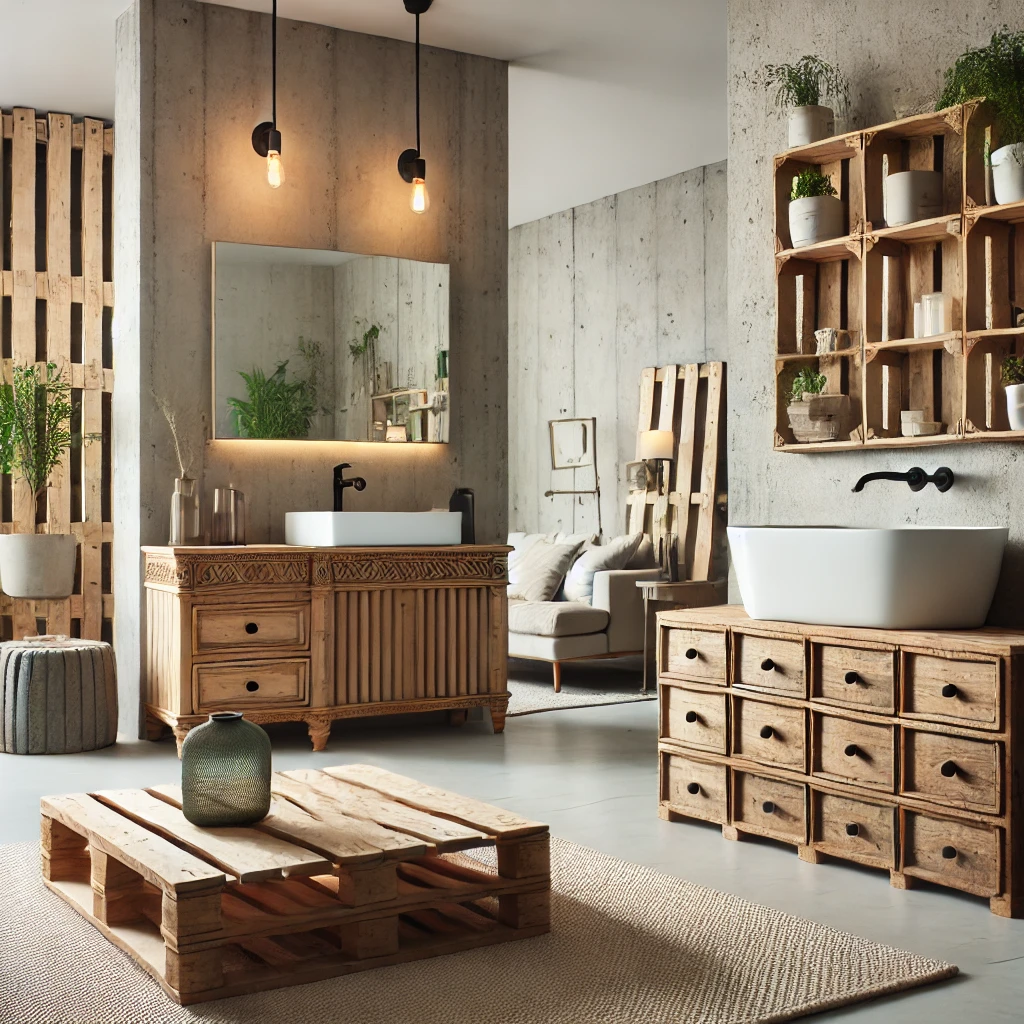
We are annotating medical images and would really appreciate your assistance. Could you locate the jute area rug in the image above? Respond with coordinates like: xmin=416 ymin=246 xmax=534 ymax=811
xmin=508 ymin=657 xmax=657 ymax=716
xmin=0 ymin=837 xmax=955 ymax=1024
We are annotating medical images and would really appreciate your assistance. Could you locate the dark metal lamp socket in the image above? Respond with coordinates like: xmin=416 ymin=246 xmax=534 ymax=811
xmin=252 ymin=122 xmax=282 ymax=157
xmin=398 ymin=149 xmax=426 ymax=183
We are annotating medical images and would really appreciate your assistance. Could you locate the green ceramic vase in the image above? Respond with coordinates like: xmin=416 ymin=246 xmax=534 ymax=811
xmin=180 ymin=712 xmax=271 ymax=826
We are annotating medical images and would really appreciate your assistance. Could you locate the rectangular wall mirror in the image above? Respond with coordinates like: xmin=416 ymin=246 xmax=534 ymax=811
xmin=212 ymin=242 xmax=451 ymax=442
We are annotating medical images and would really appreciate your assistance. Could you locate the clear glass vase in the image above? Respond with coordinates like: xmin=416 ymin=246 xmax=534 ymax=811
xmin=169 ymin=476 xmax=200 ymax=545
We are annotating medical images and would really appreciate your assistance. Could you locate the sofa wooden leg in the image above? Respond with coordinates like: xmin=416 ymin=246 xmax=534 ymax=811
xmin=553 ymin=662 xmax=562 ymax=693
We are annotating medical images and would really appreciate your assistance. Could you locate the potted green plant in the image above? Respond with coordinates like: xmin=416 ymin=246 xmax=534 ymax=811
xmin=1001 ymin=355 xmax=1024 ymax=430
xmin=786 ymin=366 xmax=851 ymax=443
xmin=762 ymin=55 xmax=849 ymax=147
xmin=227 ymin=361 xmax=314 ymax=439
xmin=938 ymin=29 xmax=1024 ymax=205
xmin=789 ymin=168 xmax=844 ymax=247
xmin=0 ymin=363 xmax=77 ymax=598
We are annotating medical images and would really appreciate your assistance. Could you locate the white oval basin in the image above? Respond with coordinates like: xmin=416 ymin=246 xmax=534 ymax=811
xmin=285 ymin=511 xmax=462 ymax=547
xmin=728 ymin=526 xmax=1008 ymax=629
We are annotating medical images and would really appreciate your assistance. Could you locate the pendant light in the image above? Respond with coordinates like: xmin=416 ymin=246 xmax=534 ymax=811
xmin=397 ymin=0 xmax=433 ymax=214
xmin=252 ymin=0 xmax=285 ymax=189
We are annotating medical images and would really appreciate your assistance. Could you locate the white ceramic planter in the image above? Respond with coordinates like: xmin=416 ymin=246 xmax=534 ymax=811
xmin=1006 ymin=383 xmax=1024 ymax=431
xmin=884 ymin=170 xmax=943 ymax=226
xmin=787 ymin=393 xmax=851 ymax=443
xmin=789 ymin=195 xmax=844 ymax=247
xmin=0 ymin=534 xmax=77 ymax=599
xmin=991 ymin=143 xmax=1024 ymax=206
xmin=788 ymin=105 xmax=835 ymax=147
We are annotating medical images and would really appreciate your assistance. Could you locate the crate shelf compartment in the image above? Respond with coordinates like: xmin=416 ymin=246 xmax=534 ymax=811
xmin=964 ymin=331 xmax=1024 ymax=436
xmin=964 ymin=216 xmax=1023 ymax=335
xmin=962 ymin=98 xmax=1024 ymax=212
xmin=869 ymin=213 xmax=962 ymax=245
xmin=776 ymin=252 xmax=862 ymax=357
xmin=774 ymin=351 xmax=863 ymax=450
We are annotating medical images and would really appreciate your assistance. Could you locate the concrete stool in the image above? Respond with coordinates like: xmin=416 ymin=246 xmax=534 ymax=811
xmin=0 ymin=637 xmax=117 ymax=754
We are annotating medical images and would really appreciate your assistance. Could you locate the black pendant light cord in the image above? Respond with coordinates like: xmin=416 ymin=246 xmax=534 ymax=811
xmin=415 ymin=11 xmax=421 ymax=156
xmin=272 ymin=0 xmax=278 ymax=129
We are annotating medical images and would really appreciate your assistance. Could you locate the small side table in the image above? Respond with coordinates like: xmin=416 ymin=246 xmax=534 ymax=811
xmin=636 ymin=580 xmax=728 ymax=693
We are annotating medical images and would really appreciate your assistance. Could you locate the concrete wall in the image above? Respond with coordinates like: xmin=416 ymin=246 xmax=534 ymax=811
xmin=114 ymin=0 xmax=507 ymax=733
xmin=728 ymin=0 xmax=1024 ymax=625
xmin=509 ymin=161 xmax=727 ymax=538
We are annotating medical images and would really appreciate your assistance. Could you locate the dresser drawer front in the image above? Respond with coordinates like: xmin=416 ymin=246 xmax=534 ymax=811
xmin=663 ymin=754 xmax=728 ymax=824
xmin=812 ymin=791 xmax=896 ymax=869
xmin=662 ymin=627 xmax=727 ymax=683
xmin=814 ymin=643 xmax=895 ymax=714
xmin=902 ymin=730 xmax=1001 ymax=813
xmin=662 ymin=685 xmax=727 ymax=754
xmin=903 ymin=812 xmax=1000 ymax=897
xmin=732 ymin=771 xmax=807 ymax=843
xmin=733 ymin=697 xmax=805 ymax=770
xmin=813 ymin=713 xmax=895 ymax=791
xmin=194 ymin=604 xmax=310 ymax=654
xmin=903 ymin=652 xmax=1000 ymax=730
xmin=734 ymin=634 xmax=805 ymax=697
xmin=194 ymin=659 xmax=310 ymax=710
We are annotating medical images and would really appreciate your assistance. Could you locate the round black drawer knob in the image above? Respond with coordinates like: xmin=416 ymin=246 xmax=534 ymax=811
xmin=245 ymin=680 xmax=260 ymax=692
xmin=846 ymin=823 xmax=860 ymax=837
xmin=759 ymin=725 xmax=774 ymax=739
xmin=940 ymin=760 xmax=959 ymax=778
xmin=761 ymin=658 xmax=776 ymax=672
xmin=762 ymin=800 xmax=775 ymax=815
xmin=245 ymin=622 xmax=259 ymax=635
xmin=844 ymin=671 xmax=860 ymax=685
xmin=941 ymin=845 xmax=957 ymax=860
xmin=685 ymin=710 xmax=699 ymax=724
xmin=686 ymin=782 xmax=701 ymax=795
xmin=685 ymin=648 xmax=698 ymax=660
xmin=941 ymin=683 xmax=958 ymax=698
xmin=844 ymin=743 xmax=859 ymax=758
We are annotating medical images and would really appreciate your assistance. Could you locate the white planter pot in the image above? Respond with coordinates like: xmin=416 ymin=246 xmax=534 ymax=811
xmin=991 ymin=143 xmax=1024 ymax=206
xmin=1006 ymin=383 xmax=1024 ymax=431
xmin=789 ymin=195 xmax=844 ymax=248
xmin=788 ymin=105 xmax=835 ymax=148
xmin=0 ymin=534 xmax=78 ymax=599
xmin=787 ymin=394 xmax=852 ymax=443
xmin=884 ymin=170 xmax=943 ymax=226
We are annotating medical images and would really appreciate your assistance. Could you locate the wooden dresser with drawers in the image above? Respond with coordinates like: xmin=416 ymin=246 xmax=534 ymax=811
xmin=657 ymin=605 xmax=1024 ymax=917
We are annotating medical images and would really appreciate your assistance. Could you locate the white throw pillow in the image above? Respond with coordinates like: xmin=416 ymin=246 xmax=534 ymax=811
xmin=508 ymin=540 xmax=582 ymax=602
xmin=626 ymin=535 xmax=659 ymax=570
xmin=562 ymin=533 xmax=645 ymax=604
xmin=507 ymin=532 xmax=546 ymax=575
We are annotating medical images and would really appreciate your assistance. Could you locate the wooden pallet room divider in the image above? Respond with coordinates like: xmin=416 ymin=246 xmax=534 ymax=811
xmin=0 ymin=108 xmax=114 ymax=642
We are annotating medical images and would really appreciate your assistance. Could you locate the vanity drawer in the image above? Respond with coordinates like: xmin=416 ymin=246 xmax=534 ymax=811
xmin=662 ymin=753 xmax=728 ymax=824
xmin=812 ymin=713 xmax=895 ymax=791
xmin=661 ymin=684 xmax=727 ymax=754
xmin=731 ymin=771 xmax=807 ymax=843
xmin=901 ymin=729 xmax=1001 ymax=814
xmin=812 ymin=642 xmax=896 ymax=714
xmin=662 ymin=626 xmax=727 ymax=683
xmin=734 ymin=633 xmax=805 ymax=697
xmin=902 ymin=811 xmax=1001 ymax=897
xmin=902 ymin=652 xmax=1000 ymax=730
xmin=194 ymin=658 xmax=309 ymax=711
xmin=732 ymin=697 xmax=805 ymax=771
xmin=193 ymin=604 xmax=310 ymax=654
xmin=811 ymin=791 xmax=896 ymax=870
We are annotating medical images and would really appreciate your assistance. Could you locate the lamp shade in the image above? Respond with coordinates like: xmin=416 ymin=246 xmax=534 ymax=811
xmin=639 ymin=429 xmax=675 ymax=461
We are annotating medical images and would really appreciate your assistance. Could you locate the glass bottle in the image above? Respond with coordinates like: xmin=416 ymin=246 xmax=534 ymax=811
xmin=169 ymin=476 xmax=200 ymax=545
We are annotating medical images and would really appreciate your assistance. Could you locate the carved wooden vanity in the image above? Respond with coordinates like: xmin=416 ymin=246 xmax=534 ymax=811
xmin=143 ymin=545 xmax=510 ymax=752
xmin=657 ymin=605 xmax=1024 ymax=917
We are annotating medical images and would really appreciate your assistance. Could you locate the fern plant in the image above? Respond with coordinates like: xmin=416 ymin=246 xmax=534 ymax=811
xmin=762 ymin=56 xmax=849 ymax=112
xmin=227 ymin=361 xmax=314 ymax=439
xmin=937 ymin=28 xmax=1024 ymax=147
xmin=791 ymin=168 xmax=838 ymax=200
xmin=789 ymin=367 xmax=828 ymax=403
xmin=1001 ymin=355 xmax=1024 ymax=386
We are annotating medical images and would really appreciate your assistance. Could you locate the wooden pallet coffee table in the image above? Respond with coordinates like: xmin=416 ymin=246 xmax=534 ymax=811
xmin=40 ymin=765 xmax=551 ymax=1005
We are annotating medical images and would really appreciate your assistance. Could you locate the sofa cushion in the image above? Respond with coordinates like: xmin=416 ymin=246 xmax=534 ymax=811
xmin=508 ymin=540 xmax=582 ymax=602
xmin=508 ymin=600 xmax=610 ymax=637
xmin=562 ymin=533 xmax=645 ymax=604
xmin=626 ymin=534 xmax=659 ymax=569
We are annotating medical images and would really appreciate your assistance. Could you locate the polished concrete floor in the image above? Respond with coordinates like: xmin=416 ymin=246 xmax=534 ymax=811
xmin=2 ymin=697 xmax=1021 ymax=1022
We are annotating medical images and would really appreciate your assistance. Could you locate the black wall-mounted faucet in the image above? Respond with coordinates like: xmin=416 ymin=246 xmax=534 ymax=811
xmin=333 ymin=463 xmax=366 ymax=511
xmin=852 ymin=467 xmax=954 ymax=493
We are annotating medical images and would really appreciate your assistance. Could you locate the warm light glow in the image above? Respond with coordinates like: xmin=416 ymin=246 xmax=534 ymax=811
xmin=410 ymin=178 xmax=430 ymax=214
xmin=638 ymin=429 xmax=675 ymax=462
xmin=267 ymin=150 xmax=285 ymax=189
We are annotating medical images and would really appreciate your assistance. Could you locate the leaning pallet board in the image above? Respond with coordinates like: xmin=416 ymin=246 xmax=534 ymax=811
xmin=0 ymin=109 xmax=114 ymax=641
xmin=40 ymin=765 xmax=551 ymax=1005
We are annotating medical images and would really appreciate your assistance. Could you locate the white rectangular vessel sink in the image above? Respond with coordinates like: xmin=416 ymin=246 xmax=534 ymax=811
xmin=728 ymin=526 xmax=1008 ymax=630
xmin=285 ymin=511 xmax=462 ymax=547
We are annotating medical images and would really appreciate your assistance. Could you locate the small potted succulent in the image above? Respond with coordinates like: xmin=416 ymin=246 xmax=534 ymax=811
xmin=1001 ymin=355 xmax=1024 ymax=430
xmin=789 ymin=168 xmax=844 ymax=247
xmin=787 ymin=367 xmax=851 ymax=443
xmin=938 ymin=29 xmax=1024 ymax=205
xmin=762 ymin=55 xmax=849 ymax=147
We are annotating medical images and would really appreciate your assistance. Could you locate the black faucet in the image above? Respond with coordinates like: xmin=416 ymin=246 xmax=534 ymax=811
xmin=852 ymin=467 xmax=954 ymax=493
xmin=333 ymin=463 xmax=366 ymax=511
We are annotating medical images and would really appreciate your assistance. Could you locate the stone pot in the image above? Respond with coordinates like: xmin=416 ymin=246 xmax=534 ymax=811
xmin=789 ymin=195 xmax=844 ymax=248
xmin=0 ymin=534 xmax=78 ymax=599
xmin=788 ymin=105 xmax=835 ymax=147
xmin=884 ymin=170 xmax=943 ymax=226
xmin=1006 ymin=383 xmax=1024 ymax=431
xmin=991 ymin=143 xmax=1024 ymax=206
xmin=787 ymin=393 xmax=852 ymax=443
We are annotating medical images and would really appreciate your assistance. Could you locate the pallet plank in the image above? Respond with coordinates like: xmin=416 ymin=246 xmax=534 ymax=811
xmin=692 ymin=362 xmax=724 ymax=582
